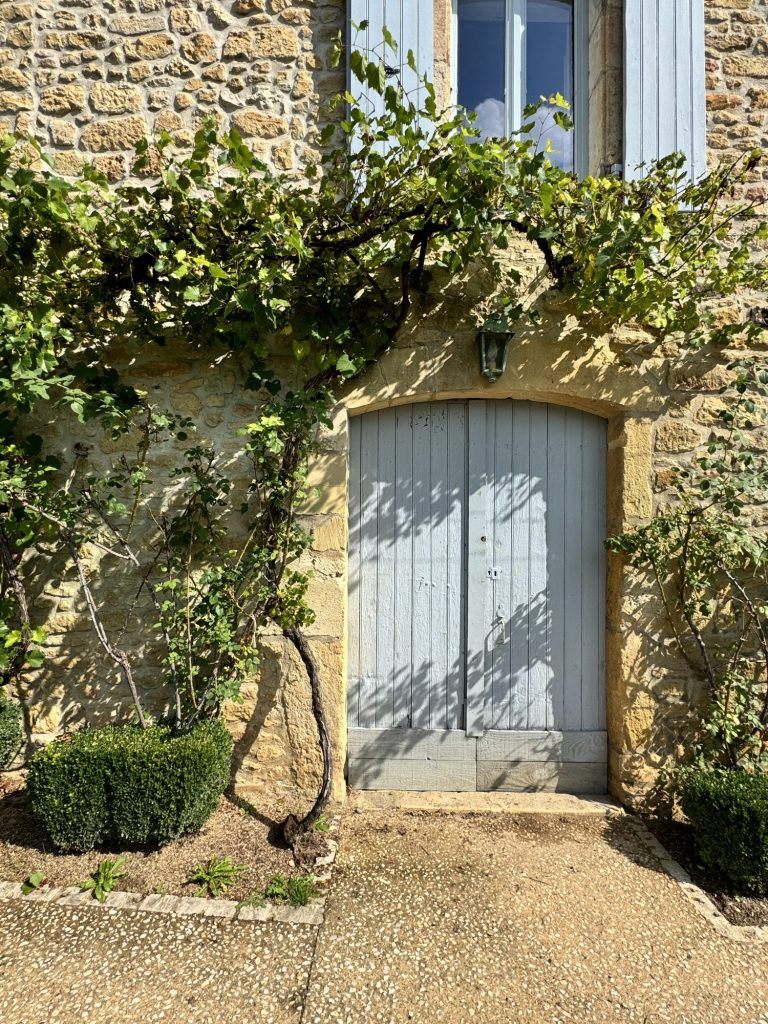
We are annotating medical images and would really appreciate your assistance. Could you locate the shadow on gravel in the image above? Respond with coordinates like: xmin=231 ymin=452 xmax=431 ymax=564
xmin=601 ymin=812 xmax=768 ymax=929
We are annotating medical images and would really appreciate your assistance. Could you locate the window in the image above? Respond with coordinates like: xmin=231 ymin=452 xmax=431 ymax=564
xmin=455 ymin=0 xmax=586 ymax=173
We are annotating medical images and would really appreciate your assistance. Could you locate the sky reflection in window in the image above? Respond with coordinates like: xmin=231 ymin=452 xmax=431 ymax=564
xmin=457 ymin=0 xmax=574 ymax=170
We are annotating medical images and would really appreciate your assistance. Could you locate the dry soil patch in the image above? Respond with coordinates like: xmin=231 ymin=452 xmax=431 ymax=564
xmin=0 ymin=773 xmax=295 ymax=904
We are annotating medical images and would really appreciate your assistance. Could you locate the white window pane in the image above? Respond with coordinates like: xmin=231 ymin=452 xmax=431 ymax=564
xmin=526 ymin=0 xmax=574 ymax=170
xmin=457 ymin=0 xmax=506 ymax=140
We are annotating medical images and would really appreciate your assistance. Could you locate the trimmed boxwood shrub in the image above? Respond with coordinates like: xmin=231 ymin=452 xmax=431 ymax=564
xmin=0 ymin=690 xmax=22 ymax=769
xmin=680 ymin=768 xmax=768 ymax=895
xmin=27 ymin=719 xmax=233 ymax=852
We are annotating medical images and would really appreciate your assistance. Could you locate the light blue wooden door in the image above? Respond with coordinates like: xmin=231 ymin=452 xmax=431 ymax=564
xmin=347 ymin=400 xmax=607 ymax=792
xmin=347 ymin=403 xmax=467 ymax=733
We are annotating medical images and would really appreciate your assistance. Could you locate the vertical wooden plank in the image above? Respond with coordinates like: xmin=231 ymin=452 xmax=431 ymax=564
xmin=392 ymin=404 xmax=414 ymax=728
xmin=623 ymin=0 xmax=643 ymax=177
xmin=562 ymin=411 xmax=584 ymax=730
xmin=483 ymin=403 xmax=495 ymax=729
xmin=597 ymin=418 xmax=608 ymax=731
xmin=365 ymin=0 xmax=386 ymax=154
xmin=374 ymin=407 xmax=397 ymax=728
xmin=429 ymin=403 xmax=449 ymax=729
xmin=411 ymin=404 xmax=432 ymax=728
xmin=641 ymin=0 xmax=659 ymax=169
xmin=491 ymin=402 xmax=513 ymax=729
xmin=573 ymin=0 xmax=590 ymax=177
xmin=384 ymin=0 xmax=402 ymax=77
xmin=445 ymin=403 xmax=467 ymax=730
xmin=657 ymin=0 xmax=676 ymax=160
xmin=347 ymin=416 xmax=363 ymax=728
xmin=415 ymin=0 xmax=433 ymax=116
xmin=358 ymin=411 xmax=380 ymax=728
xmin=527 ymin=403 xmax=549 ymax=730
xmin=465 ymin=401 xmax=488 ymax=737
xmin=625 ymin=0 xmax=706 ymax=182
xmin=509 ymin=402 xmax=531 ymax=729
xmin=400 ymin=0 xmax=418 ymax=96
xmin=545 ymin=406 xmax=566 ymax=731
xmin=673 ymin=0 xmax=691 ymax=170
xmin=688 ymin=0 xmax=706 ymax=182
xmin=580 ymin=415 xmax=602 ymax=732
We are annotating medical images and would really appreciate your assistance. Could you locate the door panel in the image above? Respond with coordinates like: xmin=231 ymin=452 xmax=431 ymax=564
xmin=348 ymin=403 xmax=467 ymax=732
xmin=347 ymin=399 xmax=607 ymax=792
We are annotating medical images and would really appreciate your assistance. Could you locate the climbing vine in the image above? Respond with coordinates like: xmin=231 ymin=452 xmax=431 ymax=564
xmin=609 ymin=371 xmax=768 ymax=776
xmin=1 ymin=32 xmax=767 ymax=828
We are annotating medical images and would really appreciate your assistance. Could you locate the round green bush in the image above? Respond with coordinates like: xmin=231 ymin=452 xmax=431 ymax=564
xmin=27 ymin=719 xmax=233 ymax=852
xmin=0 ymin=690 xmax=22 ymax=769
xmin=680 ymin=768 xmax=768 ymax=896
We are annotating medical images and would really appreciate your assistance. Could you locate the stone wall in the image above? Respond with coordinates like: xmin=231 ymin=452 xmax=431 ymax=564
xmin=4 ymin=1 xmax=768 ymax=809
xmin=0 ymin=0 xmax=345 ymax=180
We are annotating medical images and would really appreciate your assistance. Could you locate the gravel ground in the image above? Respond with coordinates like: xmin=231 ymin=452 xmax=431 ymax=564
xmin=1 ymin=807 xmax=767 ymax=1024
xmin=0 ymin=900 xmax=315 ymax=1024
xmin=303 ymin=810 xmax=768 ymax=1024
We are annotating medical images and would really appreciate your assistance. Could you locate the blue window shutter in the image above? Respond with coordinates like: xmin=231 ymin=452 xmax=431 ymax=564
xmin=624 ymin=0 xmax=706 ymax=181
xmin=347 ymin=1 xmax=434 ymax=123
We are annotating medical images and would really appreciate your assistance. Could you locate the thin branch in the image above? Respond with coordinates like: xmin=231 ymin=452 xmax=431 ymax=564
xmin=0 ymin=523 xmax=32 ymax=687
xmin=677 ymin=514 xmax=717 ymax=691
xmin=68 ymin=539 xmax=147 ymax=729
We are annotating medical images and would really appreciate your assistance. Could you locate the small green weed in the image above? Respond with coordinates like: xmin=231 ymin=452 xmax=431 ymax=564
xmin=188 ymin=855 xmax=249 ymax=898
xmin=264 ymin=872 xmax=320 ymax=907
xmin=21 ymin=871 xmax=47 ymax=895
xmin=264 ymin=873 xmax=290 ymax=902
xmin=236 ymin=892 xmax=267 ymax=910
xmin=80 ymin=856 xmax=127 ymax=903
xmin=312 ymin=815 xmax=330 ymax=833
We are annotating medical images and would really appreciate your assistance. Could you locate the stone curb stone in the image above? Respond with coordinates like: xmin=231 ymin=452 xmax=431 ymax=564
xmin=626 ymin=817 xmax=768 ymax=945
xmin=57 ymin=886 xmax=94 ymax=907
xmin=236 ymin=904 xmax=270 ymax=922
xmin=138 ymin=893 xmax=182 ymax=914
xmin=174 ymin=896 xmax=215 ymax=916
xmin=348 ymin=791 xmax=625 ymax=815
xmin=204 ymin=900 xmax=238 ymax=919
xmin=22 ymin=885 xmax=64 ymax=903
xmin=102 ymin=891 xmax=143 ymax=909
xmin=0 ymin=883 xmax=329 ymax=925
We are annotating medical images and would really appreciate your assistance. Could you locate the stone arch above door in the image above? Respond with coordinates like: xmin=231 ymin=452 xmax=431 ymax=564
xmin=301 ymin=322 xmax=662 ymax=804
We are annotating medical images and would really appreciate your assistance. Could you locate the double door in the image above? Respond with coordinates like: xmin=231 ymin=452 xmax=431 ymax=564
xmin=347 ymin=399 xmax=607 ymax=792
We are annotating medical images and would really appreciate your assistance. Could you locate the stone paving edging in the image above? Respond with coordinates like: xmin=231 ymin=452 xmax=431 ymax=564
xmin=0 ymin=837 xmax=337 ymax=928
xmin=626 ymin=818 xmax=768 ymax=945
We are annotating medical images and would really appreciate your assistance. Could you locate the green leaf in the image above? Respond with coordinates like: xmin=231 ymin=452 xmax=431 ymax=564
xmin=21 ymin=871 xmax=47 ymax=895
xmin=335 ymin=354 xmax=357 ymax=375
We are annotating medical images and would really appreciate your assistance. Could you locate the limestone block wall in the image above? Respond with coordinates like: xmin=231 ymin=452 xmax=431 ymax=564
xmin=3 ymin=1 xmax=768 ymax=809
xmin=0 ymin=0 xmax=345 ymax=180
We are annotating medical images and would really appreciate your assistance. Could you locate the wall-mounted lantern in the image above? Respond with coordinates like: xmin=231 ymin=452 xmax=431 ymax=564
xmin=477 ymin=313 xmax=514 ymax=383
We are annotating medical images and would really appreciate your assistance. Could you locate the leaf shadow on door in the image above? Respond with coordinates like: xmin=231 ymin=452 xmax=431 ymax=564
xmin=347 ymin=400 xmax=607 ymax=789
xmin=348 ymin=403 xmax=469 ymax=736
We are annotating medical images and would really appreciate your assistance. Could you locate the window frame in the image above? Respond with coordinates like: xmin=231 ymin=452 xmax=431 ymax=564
xmin=451 ymin=0 xmax=589 ymax=176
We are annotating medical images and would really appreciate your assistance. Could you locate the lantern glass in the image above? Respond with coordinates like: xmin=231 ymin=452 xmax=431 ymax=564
xmin=478 ymin=315 xmax=513 ymax=382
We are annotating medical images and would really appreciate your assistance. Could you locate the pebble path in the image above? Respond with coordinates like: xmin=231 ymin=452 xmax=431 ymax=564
xmin=1 ymin=810 xmax=766 ymax=1024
